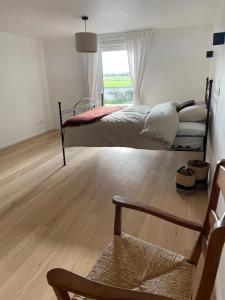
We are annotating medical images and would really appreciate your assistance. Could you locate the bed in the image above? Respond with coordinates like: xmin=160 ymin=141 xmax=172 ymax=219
xmin=58 ymin=78 xmax=213 ymax=166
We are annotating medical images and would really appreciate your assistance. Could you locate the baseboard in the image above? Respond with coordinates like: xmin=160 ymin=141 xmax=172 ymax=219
xmin=0 ymin=129 xmax=56 ymax=150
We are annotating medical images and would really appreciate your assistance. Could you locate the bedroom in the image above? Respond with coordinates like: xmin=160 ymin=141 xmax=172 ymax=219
xmin=0 ymin=0 xmax=225 ymax=299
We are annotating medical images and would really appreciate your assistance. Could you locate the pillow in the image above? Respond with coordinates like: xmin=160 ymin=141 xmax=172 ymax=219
xmin=176 ymin=100 xmax=195 ymax=112
xmin=178 ymin=105 xmax=207 ymax=122
xmin=140 ymin=101 xmax=179 ymax=148
xmin=195 ymin=100 xmax=206 ymax=106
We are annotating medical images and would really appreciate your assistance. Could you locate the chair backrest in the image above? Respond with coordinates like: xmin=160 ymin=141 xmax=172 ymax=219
xmin=193 ymin=160 xmax=225 ymax=300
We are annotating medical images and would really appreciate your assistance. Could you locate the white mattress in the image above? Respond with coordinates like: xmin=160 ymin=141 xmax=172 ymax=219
xmin=173 ymin=122 xmax=206 ymax=150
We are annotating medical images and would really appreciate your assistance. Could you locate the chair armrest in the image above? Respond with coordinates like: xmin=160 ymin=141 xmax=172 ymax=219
xmin=47 ymin=268 xmax=171 ymax=300
xmin=112 ymin=196 xmax=203 ymax=235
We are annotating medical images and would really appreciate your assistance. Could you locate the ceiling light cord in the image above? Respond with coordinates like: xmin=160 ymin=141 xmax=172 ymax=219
xmin=81 ymin=16 xmax=88 ymax=33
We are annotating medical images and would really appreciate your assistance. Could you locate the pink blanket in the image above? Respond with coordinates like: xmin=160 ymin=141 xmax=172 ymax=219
xmin=63 ymin=106 xmax=124 ymax=127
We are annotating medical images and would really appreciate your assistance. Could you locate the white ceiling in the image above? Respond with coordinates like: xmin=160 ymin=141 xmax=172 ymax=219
xmin=0 ymin=0 xmax=219 ymax=39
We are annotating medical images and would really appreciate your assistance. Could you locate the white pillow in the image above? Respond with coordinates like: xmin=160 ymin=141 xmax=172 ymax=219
xmin=178 ymin=105 xmax=207 ymax=122
xmin=195 ymin=101 xmax=206 ymax=106
xmin=140 ymin=102 xmax=179 ymax=148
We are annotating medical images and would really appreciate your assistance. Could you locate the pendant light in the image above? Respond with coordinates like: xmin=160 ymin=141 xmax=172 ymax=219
xmin=75 ymin=16 xmax=97 ymax=53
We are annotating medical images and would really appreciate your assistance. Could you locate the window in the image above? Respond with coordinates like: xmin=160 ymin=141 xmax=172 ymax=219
xmin=102 ymin=50 xmax=133 ymax=106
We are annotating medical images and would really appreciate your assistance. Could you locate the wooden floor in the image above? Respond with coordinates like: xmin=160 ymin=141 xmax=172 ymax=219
xmin=0 ymin=131 xmax=211 ymax=299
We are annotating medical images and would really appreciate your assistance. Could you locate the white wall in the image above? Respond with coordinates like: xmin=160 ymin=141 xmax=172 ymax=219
xmin=141 ymin=25 xmax=213 ymax=105
xmin=208 ymin=1 xmax=225 ymax=299
xmin=0 ymin=33 xmax=52 ymax=149
xmin=44 ymin=39 xmax=87 ymax=128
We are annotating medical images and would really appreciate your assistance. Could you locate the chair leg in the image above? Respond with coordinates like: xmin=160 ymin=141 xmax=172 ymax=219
xmin=190 ymin=233 xmax=203 ymax=265
xmin=53 ymin=287 xmax=71 ymax=300
xmin=114 ymin=206 xmax=122 ymax=235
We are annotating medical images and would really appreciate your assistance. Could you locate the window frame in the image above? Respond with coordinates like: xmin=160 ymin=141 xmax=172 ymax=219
xmin=101 ymin=49 xmax=133 ymax=106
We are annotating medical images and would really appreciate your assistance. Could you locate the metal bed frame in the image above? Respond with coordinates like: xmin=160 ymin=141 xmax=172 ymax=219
xmin=58 ymin=98 xmax=97 ymax=166
xmin=58 ymin=78 xmax=213 ymax=166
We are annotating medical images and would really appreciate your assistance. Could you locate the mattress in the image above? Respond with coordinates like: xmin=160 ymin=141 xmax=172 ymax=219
xmin=173 ymin=122 xmax=206 ymax=150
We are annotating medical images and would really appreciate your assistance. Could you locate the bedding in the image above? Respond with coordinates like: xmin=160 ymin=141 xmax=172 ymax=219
xmin=63 ymin=105 xmax=177 ymax=150
xmin=195 ymin=101 xmax=206 ymax=106
xmin=176 ymin=122 xmax=206 ymax=136
xmin=63 ymin=106 xmax=124 ymax=127
xmin=140 ymin=102 xmax=179 ymax=148
xmin=178 ymin=105 xmax=207 ymax=122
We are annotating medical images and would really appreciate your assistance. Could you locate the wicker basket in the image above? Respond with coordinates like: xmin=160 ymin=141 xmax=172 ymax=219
xmin=187 ymin=160 xmax=209 ymax=189
xmin=176 ymin=167 xmax=196 ymax=194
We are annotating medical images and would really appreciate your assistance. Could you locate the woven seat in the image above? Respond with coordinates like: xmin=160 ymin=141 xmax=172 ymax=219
xmin=73 ymin=233 xmax=195 ymax=300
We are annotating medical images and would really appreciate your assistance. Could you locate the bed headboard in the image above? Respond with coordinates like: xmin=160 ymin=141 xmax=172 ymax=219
xmin=205 ymin=77 xmax=213 ymax=109
xmin=203 ymin=77 xmax=213 ymax=161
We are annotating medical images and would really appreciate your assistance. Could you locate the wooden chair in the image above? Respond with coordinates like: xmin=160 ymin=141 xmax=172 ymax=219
xmin=47 ymin=160 xmax=225 ymax=300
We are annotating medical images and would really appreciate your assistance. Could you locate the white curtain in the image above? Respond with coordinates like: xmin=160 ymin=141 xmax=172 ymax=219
xmin=83 ymin=33 xmax=126 ymax=107
xmin=84 ymin=51 xmax=103 ymax=106
xmin=126 ymin=30 xmax=153 ymax=104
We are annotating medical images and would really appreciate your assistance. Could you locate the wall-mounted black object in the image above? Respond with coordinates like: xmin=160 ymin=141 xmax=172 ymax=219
xmin=206 ymin=51 xmax=214 ymax=58
xmin=213 ymin=32 xmax=225 ymax=45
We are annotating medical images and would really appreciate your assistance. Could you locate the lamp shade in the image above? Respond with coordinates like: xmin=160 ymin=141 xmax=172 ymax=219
xmin=75 ymin=32 xmax=97 ymax=53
